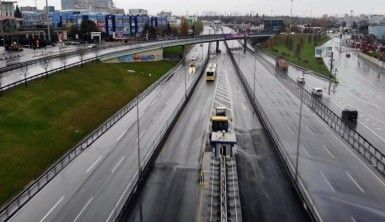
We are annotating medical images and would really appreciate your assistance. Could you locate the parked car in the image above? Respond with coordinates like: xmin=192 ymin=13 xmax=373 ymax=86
xmin=311 ymin=88 xmax=323 ymax=97
xmin=297 ymin=76 xmax=305 ymax=84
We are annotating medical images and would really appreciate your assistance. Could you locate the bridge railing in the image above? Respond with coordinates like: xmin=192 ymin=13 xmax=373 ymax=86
xmin=0 ymin=44 xmax=197 ymax=222
xmin=251 ymin=48 xmax=385 ymax=177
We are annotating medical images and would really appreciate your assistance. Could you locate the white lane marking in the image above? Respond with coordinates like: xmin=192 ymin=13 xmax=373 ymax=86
xmin=322 ymin=145 xmax=336 ymax=159
xmin=346 ymin=171 xmax=365 ymax=193
xmin=73 ymin=197 xmax=94 ymax=222
xmin=40 ymin=196 xmax=65 ymax=222
xmin=116 ymin=131 xmax=125 ymax=141
xmin=358 ymin=120 xmax=385 ymax=144
xmin=106 ymin=171 xmax=138 ymax=222
xmin=153 ymin=110 xmax=161 ymax=121
xmin=315 ymin=115 xmax=385 ymax=187
xmin=320 ymin=171 xmax=336 ymax=192
xmin=351 ymin=216 xmax=357 ymax=222
xmin=111 ymin=156 xmax=125 ymax=173
xmin=307 ymin=126 xmax=315 ymax=135
xmin=303 ymin=147 xmax=312 ymax=158
xmin=86 ymin=156 xmax=102 ymax=173
xmin=139 ymin=130 xmax=146 ymax=138
xmin=241 ymin=102 xmax=247 ymax=111
xmin=150 ymin=98 xmax=158 ymax=106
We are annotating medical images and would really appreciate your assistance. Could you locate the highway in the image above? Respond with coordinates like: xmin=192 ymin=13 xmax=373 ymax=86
xmin=254 ymin=48 xmax=385 ymax=153
xmin=229 ymin=39 xmax=385 ymax=221
xmin=8 ymin=40 xmax=209 ymax=222
xmin=119 ymin=41 xmax=309 ymax=221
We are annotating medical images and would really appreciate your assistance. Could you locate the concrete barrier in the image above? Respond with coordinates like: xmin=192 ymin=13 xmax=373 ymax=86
xmin=358 ymin=52 xmax=385 ymax=69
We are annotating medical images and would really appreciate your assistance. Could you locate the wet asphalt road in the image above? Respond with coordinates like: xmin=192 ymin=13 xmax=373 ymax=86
xmin=254 ymin=37 xmax=385 ymax=153
xmin=230 ymin=38 xmax=385 ymax=221
xmin=120 ymin=41 xmax=309 ymax=222
xmin=8 ymin=41 xmax=209 ymax=222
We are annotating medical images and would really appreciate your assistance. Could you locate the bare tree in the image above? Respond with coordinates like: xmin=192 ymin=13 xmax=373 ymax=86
xmin=39 ymin=56 xmax=52 ymax=79
xmin=76 ymin=47 xmax=87 ymax=68
xmin=59 ymin=51 xmax=69 ymax=72
xmin=20 ymin=63 xmax=29 ymax=87
xmin=93 ymin=44 xmax=100 ymax=63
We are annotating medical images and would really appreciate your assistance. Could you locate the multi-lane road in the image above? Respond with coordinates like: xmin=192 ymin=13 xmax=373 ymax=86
xmin=119 ymin=41 xmax=309 ymax=222
xmin=8 ymin=40 xmax=209 ymax=222
xmin=229 ymin=38 xmax=385 ymax=221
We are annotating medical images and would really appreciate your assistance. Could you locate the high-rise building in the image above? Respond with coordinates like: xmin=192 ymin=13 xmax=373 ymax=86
xmin=62 ymin=0 xmax=114 ymax=10
xmin=128 ymin=9 xmax=148 ymax=16
xmin=61 ymin=0 xmax=74 ymax=10
xmin=0 ymin=1 xmax=16 ymax=17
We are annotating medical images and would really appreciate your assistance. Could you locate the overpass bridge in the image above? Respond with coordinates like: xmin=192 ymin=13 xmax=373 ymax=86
xmin=0 ymin=33 xmax=274 ymax=95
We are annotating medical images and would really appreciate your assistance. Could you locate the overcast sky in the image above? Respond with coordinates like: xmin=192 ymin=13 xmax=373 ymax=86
xmin=16 ymin=0 xmax=385 ymax=17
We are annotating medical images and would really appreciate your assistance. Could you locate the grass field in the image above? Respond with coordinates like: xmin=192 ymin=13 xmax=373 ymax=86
xmin=163 ymin=45 xmax=192 ymax=59
xmin=264 ymin=34 xmax=332 ymax=78
xmin=0 ymin=60 xmax=177 ymax=206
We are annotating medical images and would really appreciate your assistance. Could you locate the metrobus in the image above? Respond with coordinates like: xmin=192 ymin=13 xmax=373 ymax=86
xmin=206 ymin=63 xmax=217 ymax=81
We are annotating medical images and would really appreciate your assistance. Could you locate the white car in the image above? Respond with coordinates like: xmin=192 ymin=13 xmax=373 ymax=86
xmin=311 ymin=88 xmax=323 ymax=97
xmin=297 ymin=76 xmax=305 ymax=84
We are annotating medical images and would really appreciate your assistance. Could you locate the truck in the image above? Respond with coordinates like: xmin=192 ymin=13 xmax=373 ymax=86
xmin=275 ymin=57 xmax=288 ymax=71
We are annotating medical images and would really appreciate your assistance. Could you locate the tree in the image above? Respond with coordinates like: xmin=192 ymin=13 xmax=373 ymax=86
xmin=180 ymin=17 xmax=189 ymax=36
xmin=192 ymin=21 xmax=204 ymax=34
xmin=20 ymin=64 xmax=29 ymax=87
xmin=39 ymin=57 xmax=52 ymax=79
xmin=93 ymin=44 xmax=101 ymax=63
xmin=14 ymin=5 xmax=22 ymax=18
xmin=76 ymin=47 xmax=87 ymax=68
xmin=67 ymin=23 xmax=79 ymax=40
xmin=296 ymin=37 xmax=304 ymax=58
xmin=59 ymin=50 xmax=69 ymax=71
xmin=148 ymin=26 xmax=157 ymax=39
xmin=288 ymin=37 xmax=294 ymax=51
xmin=352 ymin=21 xmax=358 ymax=29
xmin=342 ymin=21 xmax=347 ymax=27
xmin=141 ymin=24 xmax=150 ymax=39
xmin=79 ymin=20 xmax=98 ymax=40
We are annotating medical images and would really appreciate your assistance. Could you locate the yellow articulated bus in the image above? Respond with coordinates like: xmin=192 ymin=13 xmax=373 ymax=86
xmin=206 ymin=63 xmax=217 ymax=81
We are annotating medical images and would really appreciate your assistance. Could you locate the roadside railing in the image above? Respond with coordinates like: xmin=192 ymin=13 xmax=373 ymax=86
xmin=225 ymin=41 xmax=320 ymax=222
xmin=0 ymin=45 xmax=200 ymax=222
xmin=251 ymin=48 xmax=385 ymax=178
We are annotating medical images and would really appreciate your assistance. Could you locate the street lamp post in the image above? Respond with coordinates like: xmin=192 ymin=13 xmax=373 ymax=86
xmin=253 ymin=53 xmax=256 ymax=101
xmin=184 ymin=45 xmax=187 ymax=100
xmin=295 ymin=84 xmax=304 ymax=184
xmin=45 ymin=0 xmax=51 ymax=42
xmin=136 ymin=96 xmax=141 ymax=177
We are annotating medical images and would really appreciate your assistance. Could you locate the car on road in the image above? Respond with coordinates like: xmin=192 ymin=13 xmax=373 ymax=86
xmin=297 ymin=76 xmax=305 ymax=84
xmin=311 ymin=88 xmax=323 ymax=97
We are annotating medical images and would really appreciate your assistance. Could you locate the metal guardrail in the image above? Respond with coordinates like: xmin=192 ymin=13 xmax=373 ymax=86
xmin=252 ymin=48 xmax=385 ymax=178
xmin=0 ymin=46 xmax=195 ymax=222
xmin=225 ymin=41 xmax=320 ymax=222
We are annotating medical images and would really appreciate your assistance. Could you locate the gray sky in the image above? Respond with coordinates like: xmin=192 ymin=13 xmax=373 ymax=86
xmin=16 ymin=0 xmax=385 ymax=17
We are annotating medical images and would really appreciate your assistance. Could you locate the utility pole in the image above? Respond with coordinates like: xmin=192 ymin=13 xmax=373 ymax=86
xmin=253 ymin=53 xmax=256 ymax=101
xmin=136 ymin=96 xmax=141 ymax=178
xmin=295 ymin=84 xmax=304 ymax=184
xmin=290 ymin=0 xmax=294 ymax=33
xmin=328 ymin=51 xmax=334 ymax=95
xmin=46 ymin=0 xmax=51 ymax=43
xmin=184 ymin=46 xmax=187 ymax=99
